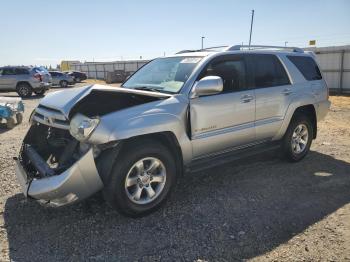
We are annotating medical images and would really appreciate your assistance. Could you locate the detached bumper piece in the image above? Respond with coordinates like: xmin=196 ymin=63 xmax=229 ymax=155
xmin=15 ymin=146 xmax=103 ymax=207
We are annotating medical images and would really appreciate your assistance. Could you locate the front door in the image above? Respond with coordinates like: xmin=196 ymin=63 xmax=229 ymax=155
xmin=0 ymin=68 xmax=16 ymax=90
xmin=190 ymin=54 xmax=256 ymax=159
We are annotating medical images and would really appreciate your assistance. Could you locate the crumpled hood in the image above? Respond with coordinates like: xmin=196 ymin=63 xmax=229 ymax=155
xmin=39 ymin=84 xmax=171 ymax=118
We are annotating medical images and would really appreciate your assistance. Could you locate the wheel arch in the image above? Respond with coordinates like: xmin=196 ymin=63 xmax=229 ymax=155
xmin=16 ymin=81 xmax=32 ymax=89
xmin=293 ymin=104 xmax=317 ymax=139
xmin=96 ymin=131 xmax=184 ymax=185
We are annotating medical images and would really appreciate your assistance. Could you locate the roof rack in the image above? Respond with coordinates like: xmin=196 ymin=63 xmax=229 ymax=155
xmin=225 ymin=45 xmax=304 ymax=53
xmin=176 ymin=45 xmax=228 ymax=54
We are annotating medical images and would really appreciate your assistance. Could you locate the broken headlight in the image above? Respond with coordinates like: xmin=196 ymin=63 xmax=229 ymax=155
xmin=69 ymin=113 xmax=100 ymax=142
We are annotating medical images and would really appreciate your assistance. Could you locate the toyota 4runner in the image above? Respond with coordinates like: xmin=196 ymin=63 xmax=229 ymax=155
xmin=14 ymin=45 xmax=330 ymax=217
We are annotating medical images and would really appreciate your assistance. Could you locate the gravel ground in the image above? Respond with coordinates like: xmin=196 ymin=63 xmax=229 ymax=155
xmin=0 ymin=83 xmax=349 ymax=261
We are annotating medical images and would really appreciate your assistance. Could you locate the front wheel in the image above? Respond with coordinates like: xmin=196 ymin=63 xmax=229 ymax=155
xmin=34 ymin=89 xmax=46 ymax=96
xmin=16 ymin=83 xmax=32 ymax=98
xmin=103 ymin=140 xmax=177 ymax=217
xmin=282 ymin=114 xmax=313 ymax=162
xmin=60 ymin=80 xmax=68 ymax=88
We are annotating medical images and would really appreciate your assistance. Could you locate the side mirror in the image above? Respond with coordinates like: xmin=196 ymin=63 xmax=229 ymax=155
xmin=192 ymin=76 xmax=223 ymax=97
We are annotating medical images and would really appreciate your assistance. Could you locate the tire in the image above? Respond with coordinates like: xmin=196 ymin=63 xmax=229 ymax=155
xmin=16 ymin=83 xmax=32 ymax=98
xmin=103 ymin=140 xmax=177 ymax=217
xmin=60 ymin=80 xmax=68 ymax=88
xmin=282 ymin=114 xmax=313 ymax=162
xmin=16 ymin=113 xmax=23 ymax=124
xmin=6 ymin=117 xmax=15 ymax=129
xmin=34 ymin=89 xmax=46 ymax=96
xmin=75 ymin=77 xmax=81 ymax=83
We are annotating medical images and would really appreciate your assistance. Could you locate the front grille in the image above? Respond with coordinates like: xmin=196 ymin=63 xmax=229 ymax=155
xmin=32 ymin=104 xmax=69 ymax=130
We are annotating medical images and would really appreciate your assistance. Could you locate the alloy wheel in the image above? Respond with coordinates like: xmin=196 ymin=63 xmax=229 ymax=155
xmin=124 ymin=157 xmax=166 ymax=205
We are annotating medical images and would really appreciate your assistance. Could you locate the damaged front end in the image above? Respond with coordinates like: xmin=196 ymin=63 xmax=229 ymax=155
xmin=14 ymin=85 xmax=169 ymax=207
xmin=15 ymin=122 xmax=103 ymax=207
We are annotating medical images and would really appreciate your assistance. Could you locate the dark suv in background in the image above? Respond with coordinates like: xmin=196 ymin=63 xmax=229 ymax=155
xmin=0 ymin=66 xmax=51 ymax=97
xmin=64 ymin=71 xmax=87 ymax=82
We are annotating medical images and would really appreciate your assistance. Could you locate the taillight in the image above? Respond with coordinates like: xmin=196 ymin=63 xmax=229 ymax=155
xmin=34 ymin=73 xmax=42 ymax=82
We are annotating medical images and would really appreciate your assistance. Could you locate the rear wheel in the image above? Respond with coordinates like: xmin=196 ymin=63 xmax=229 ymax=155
xmin=282 ymin=114 xmax=313 ymax=162
xmin=103 ymin=140 xmax=177 ymax=217
xmin=16 ymin=113 xmax=23 ymax=124
xmin=75 ymin=77 xmax=81 ymax=82
xmin=6 ymin=118 xmax=15 ymax=129
xmin=16 ymin=83 xmax=32 ymax=98
xmin=60 ymin=80 xmax=68 ymax=88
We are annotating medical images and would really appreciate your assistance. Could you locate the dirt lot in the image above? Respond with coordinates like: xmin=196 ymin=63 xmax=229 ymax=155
xmin=0 ymin=82 xmax=349 ymax=261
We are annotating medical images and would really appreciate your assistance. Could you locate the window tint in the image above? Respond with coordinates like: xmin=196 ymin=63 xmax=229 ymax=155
xmin=200 ymin=55 xmax=247 ymax=93
xmin=248 ymin=54 xmax=290 ymax=88
xmin=287 ymin=55 xmax=322 ymax=81
xmin=2 ymin=68 xmax=16 ymax=75
xmin=50 ymin=72 xmax=57 ymax=76
xmin=15 ymin=68 xmax=29 ymax=75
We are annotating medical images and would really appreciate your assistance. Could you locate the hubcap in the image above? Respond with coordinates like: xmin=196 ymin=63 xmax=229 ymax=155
xmin=20 ymin=86 xmax=28 ymax=96
xmin=124 ymin=157 xmax=166 ymax=205
xmin=291 ymin=124 xmax=309 ymax=154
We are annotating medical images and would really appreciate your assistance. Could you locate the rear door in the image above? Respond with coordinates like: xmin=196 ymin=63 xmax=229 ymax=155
xmin=50 ymin=72 xmax=58 ymax=85
xmin=190 ymin=54 xmax=256 ymax=158
xmin=246 ymin=54 xmax=293 ymax=141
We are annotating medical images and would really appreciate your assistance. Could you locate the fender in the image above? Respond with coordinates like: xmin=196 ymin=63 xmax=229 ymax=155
xmin=273 ymin=92 xmax=317 ymax=140
xmin=108 ymin=113 xmax=193 ymax=165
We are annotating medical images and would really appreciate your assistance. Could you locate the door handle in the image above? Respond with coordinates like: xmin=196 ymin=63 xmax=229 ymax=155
xmin=282 ymin=88 xmax=292 ymax=95
xmin=240 ymin=94 xmax=254 ymax=103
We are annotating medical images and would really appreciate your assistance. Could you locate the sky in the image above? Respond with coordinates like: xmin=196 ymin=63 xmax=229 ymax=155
xmin=0 ymin=0 xmax=349 ymax=67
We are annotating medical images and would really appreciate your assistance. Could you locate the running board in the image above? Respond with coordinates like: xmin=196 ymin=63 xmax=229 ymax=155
xmin=186 ymin=141 xmax=281 ymax=173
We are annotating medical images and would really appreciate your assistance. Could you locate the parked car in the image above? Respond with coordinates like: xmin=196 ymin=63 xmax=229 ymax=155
xmin=32 ymin=67 xmax=52 ymax=85
xmin=0 ymin=66 xmax=51 ymax=97
xmin=64 ymin=71 xmax=87 ymax=82
xmin=14 ymin=45 xmax=330 ymax=217
xmin=49 ymin=71 xmax=75 ymax=88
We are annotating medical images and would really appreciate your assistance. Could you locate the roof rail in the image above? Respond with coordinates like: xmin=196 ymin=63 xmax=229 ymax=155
xmin=225 ymin=45 xmax=304 ymax=53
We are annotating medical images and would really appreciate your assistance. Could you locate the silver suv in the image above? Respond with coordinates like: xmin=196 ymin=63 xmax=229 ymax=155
xmin=0 ymin=66 xmax=51 ymax=97
xmin=14 ymin=45 xmax=330 ymax=217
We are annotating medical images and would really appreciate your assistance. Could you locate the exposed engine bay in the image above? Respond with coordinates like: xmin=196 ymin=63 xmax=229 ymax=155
xmin=69 ymin=89 xmax=164 ymax=118
xmin=19 ymin=123 xmax=86 ymax=179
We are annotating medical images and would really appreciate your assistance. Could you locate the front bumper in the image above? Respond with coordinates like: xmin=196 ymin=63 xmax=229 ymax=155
xmin=15 ymin=148 xmax=103 ymax=207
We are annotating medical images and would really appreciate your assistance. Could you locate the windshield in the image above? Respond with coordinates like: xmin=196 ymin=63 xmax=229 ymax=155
xmin=122 ymin=56 xmax=203 ymax=94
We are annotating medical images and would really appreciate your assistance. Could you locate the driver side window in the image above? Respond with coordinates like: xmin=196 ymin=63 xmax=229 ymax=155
xmin=198 ymin=55 xmax=248 ymax=93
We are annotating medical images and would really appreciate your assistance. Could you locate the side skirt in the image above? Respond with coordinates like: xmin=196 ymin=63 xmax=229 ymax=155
xmin=185 ymin=141 xmax=281 ymax=173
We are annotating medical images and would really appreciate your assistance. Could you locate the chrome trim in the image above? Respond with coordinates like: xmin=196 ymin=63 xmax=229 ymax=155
xmin=192 ymin=122 xmax=254 ymax=140
xmin=33 ymin=106 xmax=69 ymax=129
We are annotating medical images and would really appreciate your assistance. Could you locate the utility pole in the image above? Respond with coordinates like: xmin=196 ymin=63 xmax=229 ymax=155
xmin=248 ymin=9 xmax=254 ymax=49
xmin=284 ymin=41 xmax=288 ymax=47
xmin=201 ymin=36 xmax=205 ymax=50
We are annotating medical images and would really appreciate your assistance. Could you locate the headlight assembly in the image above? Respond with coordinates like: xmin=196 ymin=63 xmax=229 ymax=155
xmin=69 ymin=113 xmax=100 ymax=142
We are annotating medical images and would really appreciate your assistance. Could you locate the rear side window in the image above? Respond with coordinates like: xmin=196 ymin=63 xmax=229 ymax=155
xmin=15 ymin=68 xmax=29 ymax=75
xmin=2 ymin=68 xmax=16 ymax=75
xmin=287 ymin=56 xmax=322 ymax=81
xmin=247 ymin=54 xmax=290 ymax=88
